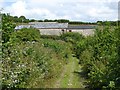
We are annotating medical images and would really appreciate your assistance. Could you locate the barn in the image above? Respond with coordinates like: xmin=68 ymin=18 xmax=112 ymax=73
xmin=67 ymin=25 xmax=96 ymax=36
xmin=29 ymin=22 xmax=68 ymax=35
xmin=15 ymin=22 xmax=96 ymax=36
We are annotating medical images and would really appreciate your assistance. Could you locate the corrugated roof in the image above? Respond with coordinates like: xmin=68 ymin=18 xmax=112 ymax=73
xmin=15 ymin=25 xmax=34 ymax=30
xmin=68 ymin=25 xmax=97 ymax=29
xmin=33 ymin=23 xmax=68 ymax=29
xmin=15 ymin=22 xmax=97 ymax=30
xmin=15 ymin=22 xmax=68 ymax=29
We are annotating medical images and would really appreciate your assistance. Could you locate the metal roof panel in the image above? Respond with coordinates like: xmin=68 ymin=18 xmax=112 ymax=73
xmin=68 ymin=25 xmax=97 ymax=29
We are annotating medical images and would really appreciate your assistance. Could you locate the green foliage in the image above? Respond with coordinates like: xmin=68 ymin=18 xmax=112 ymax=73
xmin=2 ymin=42 xmax=50 ymax=88
xmin=2 ymin=31 xmax=71 ymax=88
xmin=74 ymin=39 xmax=87 ymax=59
xmin=2 ymin=14 xmax=16 ymax=43
xmin=60 ymin=32 xmax=84 ymax=43
xmin=41 ymin=39 xmax=71 ymax=59
xmin=41 ymin=35 xmax=60 ymax=40
xmin=74 ymin=26 xmax=120 ymax=88
xmin=1 ymin=14 xmax=72 ymax=88
xmin=10 ymin=28 xmax=40 ymax=42
xmin=57 ymin=19 xmax=69 ymax=23
xmin=18 ymin=16 xmax=28 ymax=23
xmin=97 ymin=21 xmax=118 ymax=26
xmin=2 ymin=14 xmax=72 ymax=88
xmin=2 ymin=13 xmax=119 ymax=88
xmin=2 ymin=39 xmax=71 ymax=88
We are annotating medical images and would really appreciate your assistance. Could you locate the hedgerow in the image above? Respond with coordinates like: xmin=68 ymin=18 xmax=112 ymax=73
xmin=2 ymin=39 xmax=71 ymax=88
xmin=74 ymin=26 xmax=120 ymax=88
xmin=2 ymin=14 xmax=72 ymax=88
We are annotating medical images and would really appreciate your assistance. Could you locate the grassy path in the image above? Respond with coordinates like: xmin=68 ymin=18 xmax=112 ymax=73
xmin=54 ymin=55 xmax=87 ymax=88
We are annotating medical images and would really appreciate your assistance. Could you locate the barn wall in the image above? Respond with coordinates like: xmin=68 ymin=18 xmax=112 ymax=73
xmin=39 ymin=29 xmax=66 ymax=35
xmin=38 ymin=28 xmax=95 ymax=36
xmin=68 ymin=29 xmax=95 ymax=36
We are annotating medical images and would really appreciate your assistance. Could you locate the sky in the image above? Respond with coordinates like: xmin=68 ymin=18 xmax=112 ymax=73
xmin=0 ymin=0 xmax=119 ymax=22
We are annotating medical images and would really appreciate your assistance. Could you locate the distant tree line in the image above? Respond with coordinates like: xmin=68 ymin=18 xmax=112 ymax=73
xmin=69 ymin=21 xmax=96 ymax=25
xmin=97 ymin=21 xmax=119 ymax=26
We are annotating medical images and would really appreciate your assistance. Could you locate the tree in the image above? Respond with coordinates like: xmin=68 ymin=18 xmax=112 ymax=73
xmin=2 ymin=14 xmax=16 ymax=43
xmin=19 ymin=16 xmax=27 ymax=23
xmin=38 ymin=20 xmax=43 ymax=22
xmin=19 ymin=16 xmax=26 ymax=20
xmin=29 ymin=19 xmax=36 ymax=22
xmin=44 ymin=19 xmax=49 ymax=22
xmin=57 ymin=19 xmax=69 ymax=23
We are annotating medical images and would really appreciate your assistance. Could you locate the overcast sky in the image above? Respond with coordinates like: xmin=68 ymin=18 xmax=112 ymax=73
xmin=0 ymin=0 xmax=119 ymax=22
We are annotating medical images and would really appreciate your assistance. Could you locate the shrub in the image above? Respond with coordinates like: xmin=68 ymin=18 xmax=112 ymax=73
xmin=2 ymin=14 xmax=16 ymax=43
xmin=10 ymin=28 xmax=40 ymax=43
xmin=41 ymin=35 xmax=60 ymax=40
xmin=41 ymin=39 xmax=71 ymax=60
xmin=60 ymin=32 xmax=84 ymax=43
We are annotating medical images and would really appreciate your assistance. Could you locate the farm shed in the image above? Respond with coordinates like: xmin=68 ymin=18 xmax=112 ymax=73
xmin=29 ymin=22 xmax=68 ymax=35
xmin=15 ymin=22 xmax=96 ymax=36
xmin=67 ymin=25 xmax=96 ymax=36
xmin=15 ymin=22 xmax=68 ymax=35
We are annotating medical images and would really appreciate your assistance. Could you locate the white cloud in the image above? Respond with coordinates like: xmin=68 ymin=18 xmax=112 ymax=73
xmin=2 ymin=0 xmax=119 ymax=22
xmin=0 ymin=0 xmax=4 ymax=2
xmin=4 ymin=0 xmax=26 ymax=16
xmin=0 ymin=0 xmax=4 ymax=9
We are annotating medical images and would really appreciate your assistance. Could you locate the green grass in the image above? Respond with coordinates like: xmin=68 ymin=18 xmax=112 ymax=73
xmin=55 ymin=55 xmax=86 ymax=88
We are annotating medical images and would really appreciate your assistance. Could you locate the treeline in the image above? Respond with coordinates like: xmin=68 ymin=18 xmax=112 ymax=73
xmin=97 ymin=21 xmax=119 ymax=26
xmin=2 ymin=13 xmax=29 ymax=23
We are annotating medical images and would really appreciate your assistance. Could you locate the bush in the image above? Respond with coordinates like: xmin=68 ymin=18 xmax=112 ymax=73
xmin=60 ymin=32 xmax=84 ymax=43
xmin=40 ymin=39 xmax=71 ymax=59
xmin=10 ymin=28 xmax=40 ymax=43
xmin=41 ymin=35 xmax=60 ymax=40
xmin=2 ymin=14 xmax=16 ymax=43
